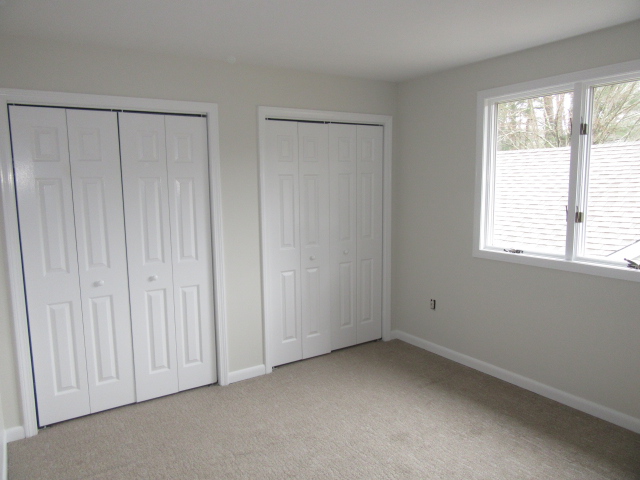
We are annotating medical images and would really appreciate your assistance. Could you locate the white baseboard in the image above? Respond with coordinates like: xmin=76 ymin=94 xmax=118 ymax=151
xmin=5 ymin=426 xmax=25 ymax=443
xmin=0 ymin=426 xmax=20 ymax=480
xmin=390 ymin=330 xmax=640 ymax=434
xmin=227 ymin=364 xmax=266 ymax=384
xmin=1 ymin=429 xmax=6 ymax=480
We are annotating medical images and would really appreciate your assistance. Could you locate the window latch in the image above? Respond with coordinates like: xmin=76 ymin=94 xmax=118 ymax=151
xmin=566 ymin=206 xmax=584 ymax=223
xmin=624 ymin=258 xmax=640 ymax=270
xmin=580 ymin=123 xmax=588 ymax=135
xmin=504 ymin=248 xmax=523 ymax=254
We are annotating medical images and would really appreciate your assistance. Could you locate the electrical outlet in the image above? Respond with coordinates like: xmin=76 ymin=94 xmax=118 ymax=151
xmin=430 ymin=299 xmax=436 ymax=310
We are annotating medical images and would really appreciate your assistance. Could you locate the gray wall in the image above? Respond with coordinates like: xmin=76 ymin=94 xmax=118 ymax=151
xmin=394 ymin=20 xmax=640 ymax=420
xmin=0 ymin=35 xmax=397 ymax=429
xmin=2 ymin=19 xmax=640 ymax=434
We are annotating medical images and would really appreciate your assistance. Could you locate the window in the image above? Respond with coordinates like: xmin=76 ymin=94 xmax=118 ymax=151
xmin=475 ymin=60 xmax=640 ymax=282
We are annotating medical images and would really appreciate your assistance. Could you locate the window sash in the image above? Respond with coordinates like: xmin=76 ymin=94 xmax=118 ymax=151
xmin=575 ymin=75 xmax=640 ymax=264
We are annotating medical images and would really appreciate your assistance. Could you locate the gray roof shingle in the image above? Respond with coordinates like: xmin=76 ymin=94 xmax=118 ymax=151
xmin=492 ymin=141 xmax=640 ymax=261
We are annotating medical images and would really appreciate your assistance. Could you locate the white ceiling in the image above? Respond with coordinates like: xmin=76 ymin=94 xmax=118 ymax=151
xmin=1 ymin=0 xmax=639 ymax=82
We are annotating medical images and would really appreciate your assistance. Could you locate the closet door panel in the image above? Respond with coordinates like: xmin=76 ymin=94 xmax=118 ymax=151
xmin=165 ymin=115 xmax=216 ymax=390
xmin=10 ymin=106 xmax=90 ymax=426
xmin=265 ymin=121 xmax=303 ymax=366
xmin=298 ymin=123 xmax=330 ymax=359
xmin=329 ymin=124 xmax=358 ymax=350
xmin=356 ymin=126 xmax=383 ymax=344
xmin=119 ymin=113 xmax=179 ymax=402
xmin=67 ymin=109 xmax=135 ymax=413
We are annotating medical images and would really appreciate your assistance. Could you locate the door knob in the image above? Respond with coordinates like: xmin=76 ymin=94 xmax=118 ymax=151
xmin=343 ymin=250 xmax=349 ymax=255
xmin=93 ymin=280 xmax=104 ymax=287
xmin=149 ymin=275 xmax=159 ymax=281
xmin=310 ymin=255 xmax=316 ymax=261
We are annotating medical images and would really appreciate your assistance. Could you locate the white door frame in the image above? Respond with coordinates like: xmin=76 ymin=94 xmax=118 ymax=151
xmin=258 ymin=107 xmax=393 ymax=373
xmin=0 ymin=89 xmax=229 ymax=438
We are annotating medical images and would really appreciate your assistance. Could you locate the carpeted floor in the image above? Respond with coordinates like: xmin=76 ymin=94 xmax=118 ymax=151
xmin=8 ymin=340 xmax=640 ymax=479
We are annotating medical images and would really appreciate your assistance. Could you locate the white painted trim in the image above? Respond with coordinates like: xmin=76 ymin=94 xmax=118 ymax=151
xmin=4 ymin=426 xmax=25 ymax=443
xmin=205 ymin=106 xmax=230 ymax=387
xmin=227 ymin=364 xmax=266 ymax=384
xmin=0 ymin=389 xmax=4 ymax=480
xmin=478 ymin=59 xmax=640 ymax=103
xmin=1 ymin=430 xmax=5 ymax=480
xmin=381 ymin=116 xmax=393 ymax=342
xmin=0 ymin=412 xmax=5 ymax=480
xmin=258 ymin=107 xmax=393 ymax=371
xmin=0 ymin=96 xmax=38 ymax=438
xmin=472 ymin=248 xmax=640 ymax=282
xmin=391 ymin=330 xmax=640 ymax=434
xmin=0 ymin=88 xmax=230 ymax=434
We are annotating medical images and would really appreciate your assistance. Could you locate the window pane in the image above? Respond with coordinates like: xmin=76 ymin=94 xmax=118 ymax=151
xmin=491 ymin=92 xmax=573 ymax=255
xmin=583 ymin=79 xmax=640 ymax=262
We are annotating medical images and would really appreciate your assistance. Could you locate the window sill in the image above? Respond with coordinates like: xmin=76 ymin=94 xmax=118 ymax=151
xmin=473 ymin=248 xmax=640 ymax=283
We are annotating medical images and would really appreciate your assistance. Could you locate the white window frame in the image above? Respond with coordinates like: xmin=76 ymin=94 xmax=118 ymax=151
xmin=474 ymin=59 xmax=640 ymax=283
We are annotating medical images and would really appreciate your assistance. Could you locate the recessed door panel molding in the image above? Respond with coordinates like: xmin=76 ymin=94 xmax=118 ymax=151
xmin=78 ymin=178 xmax=110 ymax=269
xmin=119 ymin=112 xmax=179 ymax=402
xmin=75 ymin=127 xmax=103 ymax=162
xmin=278 ymin=135 xmax=296 ymax=162
xmin=137 ymin=131 xmax=161 ymax=162
xmin=47 ymin=301 xmax=81 ymax=393
xmin=32 ymin=127 xmax=62 ymax=162
xmin=281 ymin=270 xmax=298 ymax=342
xmin=174 ymin=178 xmax=198 ymax=261
xmin=139 ymin=177 xmax=166 ymax=264
xmin=180 ymin=285 xmax=203 ymax=365
xmin=279 ymin=175 xmax=297 ymax=249
xmin=88 ymin=295 xmax=118 ymax=383
xmin=165 ymin=115 xmax=216 ymax=391
xmin=146 ymin=288 xmax=171 ymax=371
xmin=37 ymin=179 xmax=71 ymax=274
xmin=10 ymin=105 xmax=91 ymax=426
xmin=359 ymin=173 xmax=374 ymax=239
xmin=67 ymin=109 xmax=136 ymax=414
xmin=302 ymin=175 xmax=321 ymax=246
xmin=359 ymin=259 xmax=374 ymax=323
xmin=304 ymin=268 xmax=320 ymax=338
xmin=339 ymin=263 xmax=355 ymax=328
xmin=338 ymin=173 xmax=354 ymax=242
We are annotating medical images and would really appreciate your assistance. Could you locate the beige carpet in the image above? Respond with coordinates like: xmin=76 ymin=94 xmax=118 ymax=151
xmin=8 ymin=340 xmax=640 ymax=479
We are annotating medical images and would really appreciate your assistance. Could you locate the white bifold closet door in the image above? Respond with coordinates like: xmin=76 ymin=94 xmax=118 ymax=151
xmin=264 ymin=120 xmax=331 ymax=367
xmin=329 ymin=124 xmax=383 ymax=350
xmin=264 ymin=120 xmax=383 ymax=367
xmin=119 ymin=112 xmax=216 ymax=402
xmin=11 ymin=106 xmax=135 ymax=426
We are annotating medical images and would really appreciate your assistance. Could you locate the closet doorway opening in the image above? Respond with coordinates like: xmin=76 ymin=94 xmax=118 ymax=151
xmin=258 ymin=107 xmax=392 ymax=373
xmin=0 ymin=89 xmax=229 ymax=437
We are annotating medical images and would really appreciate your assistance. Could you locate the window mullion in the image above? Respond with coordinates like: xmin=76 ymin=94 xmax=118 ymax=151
xmin=576 ymin=82 xmax=593 ymax=261
xmin=565 ymin=82 xmax=587 ymax=260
